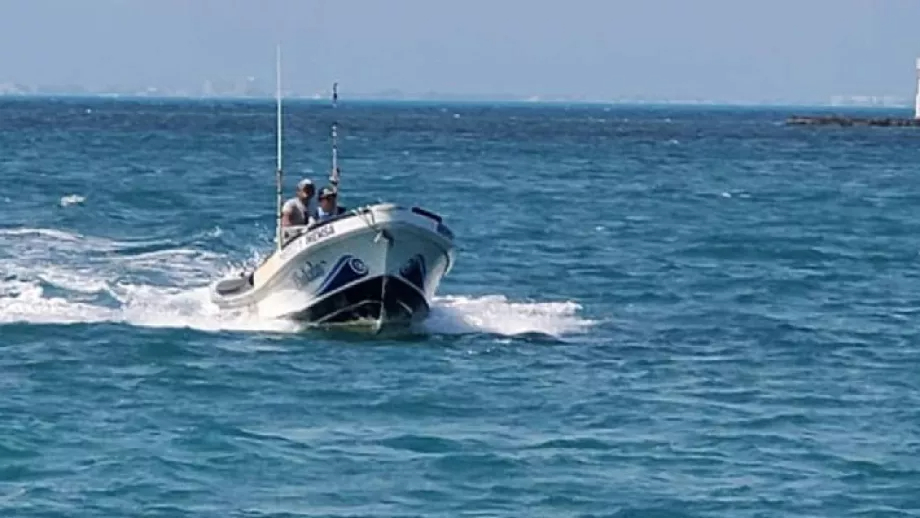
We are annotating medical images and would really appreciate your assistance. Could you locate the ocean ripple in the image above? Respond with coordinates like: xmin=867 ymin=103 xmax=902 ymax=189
xmin=1 ymin=99 xmax=919 ymax=516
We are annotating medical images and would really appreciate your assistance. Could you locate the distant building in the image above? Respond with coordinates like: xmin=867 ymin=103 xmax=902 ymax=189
xmin=915 ymin=58 xmax=920 ymax=119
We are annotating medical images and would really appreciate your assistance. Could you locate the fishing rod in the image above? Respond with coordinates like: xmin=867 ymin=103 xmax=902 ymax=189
xmin=274 ymin=44 xmax=284 ymax=251
xmin=330 ymin=82 xmax=340 ymax=192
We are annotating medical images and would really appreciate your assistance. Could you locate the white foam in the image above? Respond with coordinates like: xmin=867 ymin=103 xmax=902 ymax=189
xmin=424 ymin=294 xmax=594 ymax=337
xmin=59 ymin=194 xmax=85 ymax=207
xmin=0 ymin=228 xmax=87 ymax=242
xmin=0 ymin=228 xmax=594 ymax=338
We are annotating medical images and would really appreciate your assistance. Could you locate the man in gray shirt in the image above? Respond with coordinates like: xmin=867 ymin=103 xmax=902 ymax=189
xmin=281 ymin=178 xmax=316 ymax=227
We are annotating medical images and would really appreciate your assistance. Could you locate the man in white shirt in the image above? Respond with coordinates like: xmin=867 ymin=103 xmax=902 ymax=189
xmin=281 ymin=178 xmax=316 ymax=227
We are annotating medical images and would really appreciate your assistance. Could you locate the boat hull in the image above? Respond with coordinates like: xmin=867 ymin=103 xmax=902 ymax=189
xmin=209 ymin=203 xmax=454 ymax=330
xmin=288 ymin=274 xmax=431 ymax=326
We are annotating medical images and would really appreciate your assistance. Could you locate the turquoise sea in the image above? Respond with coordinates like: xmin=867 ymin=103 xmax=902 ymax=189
xmin=1 ymin=98 xmax=919 ymax=517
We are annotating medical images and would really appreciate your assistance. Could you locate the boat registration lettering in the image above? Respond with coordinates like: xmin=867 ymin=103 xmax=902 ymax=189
xmin=281 ymin=224 xmax=336 ymax=261
xmin=303 ymin=224 xmax=335 ymax=245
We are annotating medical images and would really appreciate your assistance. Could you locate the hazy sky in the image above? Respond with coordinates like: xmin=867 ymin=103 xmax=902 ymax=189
xmin=1 ymin=0 xmax=919 ymax=101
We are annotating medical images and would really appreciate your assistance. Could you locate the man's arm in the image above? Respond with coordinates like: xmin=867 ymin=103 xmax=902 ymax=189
xmin=280 ymin=200 xmax=294 ymax=227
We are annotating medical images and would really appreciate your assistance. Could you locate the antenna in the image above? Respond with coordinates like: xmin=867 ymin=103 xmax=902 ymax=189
xmin=275 ymin=44 xmax=284 ymax=250
xmin=330 ymin=82 xmax=340 ymax=191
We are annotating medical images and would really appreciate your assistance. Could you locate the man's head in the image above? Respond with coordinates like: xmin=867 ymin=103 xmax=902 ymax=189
xmin=296 ymin=179 xmax=315 ymax=201
xmin=318 ymin=186 xmax=337 ymax=211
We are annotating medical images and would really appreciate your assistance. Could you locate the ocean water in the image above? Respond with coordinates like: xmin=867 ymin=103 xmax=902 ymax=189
xmin=1 ymin=97 xmax=919 ymax=517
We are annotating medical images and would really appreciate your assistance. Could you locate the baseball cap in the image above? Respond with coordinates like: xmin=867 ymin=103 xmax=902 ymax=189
xmin=297 ymin=178 xmax=314 ymax=191
xmin=318 ymin=186 xmax=338 ymax=199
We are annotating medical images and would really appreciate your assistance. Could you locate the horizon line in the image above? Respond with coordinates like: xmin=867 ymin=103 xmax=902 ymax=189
xmin=0 ymin=91 xmax=914 ymax=111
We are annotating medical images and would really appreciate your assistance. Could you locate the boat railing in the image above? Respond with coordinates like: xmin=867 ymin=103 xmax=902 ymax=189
xmin=279 ymin=210 xmax=363 ymax=248
xmin=280 ymin=204 xmax=450 ymax=249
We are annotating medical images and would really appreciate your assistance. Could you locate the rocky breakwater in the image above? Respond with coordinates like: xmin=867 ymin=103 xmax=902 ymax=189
xmin=787 ymin=115 xmax=920 ymax=127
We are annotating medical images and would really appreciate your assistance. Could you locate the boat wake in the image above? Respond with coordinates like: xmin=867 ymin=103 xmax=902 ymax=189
xmin=0 ymin=228 xmax=594 ymax=338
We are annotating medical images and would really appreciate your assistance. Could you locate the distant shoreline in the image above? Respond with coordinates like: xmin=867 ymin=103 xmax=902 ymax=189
xmin=0 ymin=92 xmax=914 ymax=112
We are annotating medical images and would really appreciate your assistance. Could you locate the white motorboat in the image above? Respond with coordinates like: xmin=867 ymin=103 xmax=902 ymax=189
xmin=210 ymin=203 xmax=455 ymax=329
xmin=208 ymin=47 xmax=455 ymax=331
